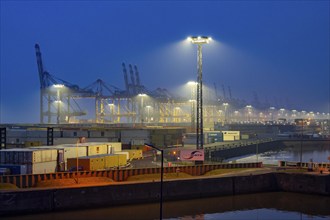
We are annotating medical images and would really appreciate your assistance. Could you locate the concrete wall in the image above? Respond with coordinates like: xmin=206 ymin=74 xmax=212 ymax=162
xmin=1 ymin=173 xmax=329 ymax=216
xmin=211 ymin=140 xmax=286 ymax=160
xmin=275 ymin=173 xmax=330 ymax=196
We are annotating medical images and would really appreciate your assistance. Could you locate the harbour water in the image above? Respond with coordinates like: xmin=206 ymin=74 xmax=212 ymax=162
xmin=4 ymin=143 xmax=330 ymax=220
xmin=225 ymin=142 xmax=330 ymax=165
xmin=4 ymin=192 xmax=330 ymax=220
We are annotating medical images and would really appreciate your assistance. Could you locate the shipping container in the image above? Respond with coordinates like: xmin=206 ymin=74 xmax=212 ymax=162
xmin=104 ymin=154 xmax=126 ymax=168
xmin=26 ymin=161 xmax=58 ymax=174
xmin=67 ymin=155 xmax=105 ymax=171
xmin=222 ymin=131 xmax=240 ymax=141
xmin=85 ymin=143 xmax=108 ymax=156
xmin=121 ymin=149 xmax=143 ymax=161
xmin=0 ymin=148 xmax=57 ymax=164
xmin=241 ymin=134 xmax=250 ymax=140
xmin=30 ymin=145 xmax=88 ymax=170
xmin=114 ymin=152 xmax=129 ymax=161
xmin=0 ymin=164 xmax=27 ymax=175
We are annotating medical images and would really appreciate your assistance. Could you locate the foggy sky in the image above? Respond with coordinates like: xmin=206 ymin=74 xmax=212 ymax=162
xmin=0 ymin=1 xmax=329 ymax=123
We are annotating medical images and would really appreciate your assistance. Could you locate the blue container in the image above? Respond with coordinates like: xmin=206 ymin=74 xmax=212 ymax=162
xmin=0 ymin=164 xmax=27 ymax=175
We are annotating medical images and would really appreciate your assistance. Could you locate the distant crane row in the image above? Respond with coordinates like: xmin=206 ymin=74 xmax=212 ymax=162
xmin=35 ymin=44 xmax=296 ymax=125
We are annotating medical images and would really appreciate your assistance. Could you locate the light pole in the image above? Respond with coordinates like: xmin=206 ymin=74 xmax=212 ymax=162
xmin=299 ymin=119 xmax=304 ymax=168
xmin=256 ymin=134 xmax=259 ymax=162
xmin=138 ymin=94 xmax=147 ymax=125
xmin=108 ymin=103 xmax=114 ymax=122
xmin=75 ymin=137 xmax=86 ymax=184
xmin=188 ymin=81 xmax=197 ymax=131
xmin=54 ymin=84 xmax=64 ymax=124
xmin=269 ymin=107 xmax=275 ymax=122
xmin=223 ymin=103 xmax=229 ymax=124
xmin=246 ymin=105 xmax=252 ymax=122
xmin=146 ymin=105 xmax=151 ymax=123
xmin=187 ymin=36 xmax=212 ymax=152
xmin=144 ymin=143 xmax=164 ymax=220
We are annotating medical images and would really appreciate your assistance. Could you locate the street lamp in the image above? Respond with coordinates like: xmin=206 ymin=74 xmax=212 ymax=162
xmin=138 ymin=94 xmax=147 ymax=125
xmin=75 ymin=136 xmax=86 ymax=184
xmin=223 ymin=103 xmax=229 ymax=124
xmin=54 ymin=84 xmax=64 ymax=124
xmin=108 ymin=103 xmax=114 ymax=122
xmin=269 ymin=107 xmax=275 ymax=122
xmin=146 ymin=105 xmax=152 ymax=123
xmin=187 ymin=81 xmax=197 ymax=131
xmin=187 ymin=36 xmax=212 ymax=152
xmin=144 ymin=143 xmax=164 ymax=220
xmin=246 ymin=105 xmax=252 ymax=122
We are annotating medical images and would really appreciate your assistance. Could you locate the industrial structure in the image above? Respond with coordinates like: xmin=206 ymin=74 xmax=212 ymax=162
xmin=34 ymin=44 xmax=330 ymax=128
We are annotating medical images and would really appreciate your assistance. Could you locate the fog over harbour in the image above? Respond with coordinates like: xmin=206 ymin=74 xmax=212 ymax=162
xmin=1 ymin=1 xmax=329 ymax=123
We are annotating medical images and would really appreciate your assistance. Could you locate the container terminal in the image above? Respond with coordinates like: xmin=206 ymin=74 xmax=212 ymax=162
xmin=0 ymin=44 xmax=329 ymax=175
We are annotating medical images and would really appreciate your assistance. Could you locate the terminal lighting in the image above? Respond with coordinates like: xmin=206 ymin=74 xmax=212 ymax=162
xmin=187 ymin=35 xmax=212 ymax=153
xmin=187 ymin=36 xmax=212 ymax=44
xmin=53 ymin=84 xmax=64 ymax=88
xmin=187 ymin=81 xmax=198 ymax=85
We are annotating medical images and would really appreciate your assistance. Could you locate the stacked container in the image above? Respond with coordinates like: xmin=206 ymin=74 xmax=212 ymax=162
xmin=67 ymin=154 xmax=127 ymax=171
xmin=0 ymin=148 xmax=58 ymax=174
xmin=104 ymin=154 xmax=127 ymax=168
xmin=67 ymin=155 xmax=105 ymax=171
xmin=121 ymin=149 xmax=143 ymax=161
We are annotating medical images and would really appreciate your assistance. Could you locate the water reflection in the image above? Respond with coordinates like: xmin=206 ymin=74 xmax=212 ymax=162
xmin=226 ymin=144 xmax=330 ymax=165
xmin=5 ymin=192 xmax=330 ymax=220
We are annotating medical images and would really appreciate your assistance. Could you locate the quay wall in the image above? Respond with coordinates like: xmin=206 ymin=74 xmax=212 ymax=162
xmin=211 ymin=140 xmax=286 ymax=160
xmin=210 ymin=139 xmax=330 ymax=161
xmin=1 ymin=173 xmax=329 ymax=216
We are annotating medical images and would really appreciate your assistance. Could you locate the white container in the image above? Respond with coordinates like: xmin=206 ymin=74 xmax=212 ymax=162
xmin=26 ymin=161 xmax=58 ymax=174
xmin=0 ymin=148 xmax=57 ymax=164
xmin=114 ymin=152 xmax=129 ymax=161
xmin=106 ymin=142 xmax=122 ymax=153
xmin=86 ymin=144 xmax=108 ymax=156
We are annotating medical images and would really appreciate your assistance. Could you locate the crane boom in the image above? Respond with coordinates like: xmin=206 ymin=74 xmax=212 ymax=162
xmin=222 ymin=84 xmax=226 ymax=100
xmin=134 ymin=65 xmax=141 ymax=86
xmin=35 ymin=44 xmax=45 ymax=88
xmin=122 ymin=63 xmax=129 ymax=94
xmin=228 ymin=86 xmax=232 ymax=100
xmin=213 ymin=83 xmax=218 ymax=99
xmin=129 ymin=64 xmax=136 ymax=94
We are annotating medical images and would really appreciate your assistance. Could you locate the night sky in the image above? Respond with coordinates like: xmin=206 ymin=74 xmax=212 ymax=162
xmin=1 ymin=1 xmax=329 ymax=123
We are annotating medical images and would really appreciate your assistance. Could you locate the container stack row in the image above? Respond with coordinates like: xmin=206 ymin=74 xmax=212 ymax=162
xmin=0 ymin=142 xmax=128 ymax=174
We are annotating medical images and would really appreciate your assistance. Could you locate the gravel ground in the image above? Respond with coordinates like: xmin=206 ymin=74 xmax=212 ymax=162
xmin=35 ymin=177 xmax=114 ymax=188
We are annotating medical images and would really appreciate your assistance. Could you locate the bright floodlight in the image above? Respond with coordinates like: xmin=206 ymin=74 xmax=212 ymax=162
xmin=187 ymin=81 xmax=197 ymax=85
xmin=138 ymin=93 xmax=147 ymax=97
xmin=188 ymin=36 xmax=212 ymax=44
xmin=54 ymin=84 xmax=64 ymax=88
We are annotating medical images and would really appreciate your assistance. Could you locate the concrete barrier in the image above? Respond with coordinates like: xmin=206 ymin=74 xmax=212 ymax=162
xmin=0 ymin=189 xmax=53 ymax=216
xmin=0 ymin=162 xmax=262 ymax=188
xmin=275 ymin=173 xmax=330 ymax=196
xmin=1 ymin=173 xmax=329 ymax=216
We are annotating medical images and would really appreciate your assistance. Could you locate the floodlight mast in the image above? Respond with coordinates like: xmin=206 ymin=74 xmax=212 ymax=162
xmin=188 ymin=36 xmax=211 ymax=152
